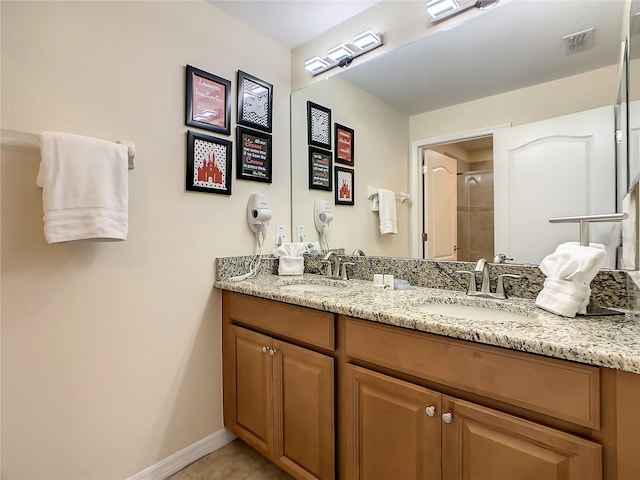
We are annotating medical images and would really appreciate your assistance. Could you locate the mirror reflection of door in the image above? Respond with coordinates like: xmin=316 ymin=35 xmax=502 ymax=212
xmin=422 ymin=139 xmax=495 ymax=262
xmin=494 ymin=105 xmax=615 ymax=265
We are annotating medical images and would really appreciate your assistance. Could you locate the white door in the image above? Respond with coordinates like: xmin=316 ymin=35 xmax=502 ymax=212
xmin=424 ymin=149 xmax=458 ymax=260
xmin=493 ymin=105 xmax=615 ymax=264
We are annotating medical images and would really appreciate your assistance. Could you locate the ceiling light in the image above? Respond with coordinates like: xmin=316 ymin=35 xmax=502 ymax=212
xmin=426 ymin=0 xmax=459 ymax=20
xmin=304 ymin=56 xmax=330 ymax=74
xmin=304 ymin=30 xmax=383 ymax=76
xmin=352 ymin=30 xmax=382 ymax=50
xmin=327 ymin=44 xmax=355 ymax=62
xmin=426 ymin=0 xmax=489 ymax=22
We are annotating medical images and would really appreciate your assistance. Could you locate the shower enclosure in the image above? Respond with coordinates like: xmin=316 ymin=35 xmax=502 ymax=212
xmin=457 ymin=170 xmax=494 ymax=262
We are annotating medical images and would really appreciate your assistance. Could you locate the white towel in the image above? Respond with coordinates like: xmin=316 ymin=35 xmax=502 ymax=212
xmin=272 ymin=242 xmax=309 ymax=276
xmin=37 ymin=131 xmax=129 ymax=243
xmin=535 ymin=244 xmax=606 ymax=317
xmin=374 ymin=189 xmax=397 ymax=235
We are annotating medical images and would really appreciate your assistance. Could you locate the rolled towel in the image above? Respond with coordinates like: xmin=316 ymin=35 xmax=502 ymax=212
xmin=273 ymin=242 xmax=308 ymax=276
xmin=535 ymin=244 xmax=606 ymax=317
xmin=535 ymin=278 xmax=590 ymax=317
xmin=277 ymin=256 xmax=304 ymax=276
xmin=273 ymin=242 xmax=307 ymax=258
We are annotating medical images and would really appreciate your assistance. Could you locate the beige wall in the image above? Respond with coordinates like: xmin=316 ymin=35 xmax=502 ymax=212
xmin=1 ymin=1 xmax=290 ymax=478
xmin=291 ymin=77 xmax=410 ymax=256
xmin=410 ymin=65 xmax=618 ymax=141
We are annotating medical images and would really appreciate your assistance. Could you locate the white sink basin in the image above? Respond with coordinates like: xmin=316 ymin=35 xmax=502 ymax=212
xmin=416 ymin=303 xmax=531 ymax=322
xmin=279 ymin=283 xmax=344 ymax=293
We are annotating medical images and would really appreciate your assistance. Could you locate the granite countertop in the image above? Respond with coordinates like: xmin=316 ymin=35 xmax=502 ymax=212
xmin=215 ymin=274 xmax=640 ymax=374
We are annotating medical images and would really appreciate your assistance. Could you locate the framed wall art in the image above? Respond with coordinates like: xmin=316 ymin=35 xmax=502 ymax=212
xmin=236 ymin=127 xmax=272 ymax=183
xmin=186 ymin=130 xmax=232 ymax=195
xmin=307 ymin=101 xmax=332 ymax=149
xmin=237 ymin=70 xmax=273 ymax=133
xmin=335 ymin=166 xmax=354 ymax=205
xmin=185 ymin=65 xmax=231 ymax=135
xmin=308 ymin=146 xmax=332 ymax=191
xmin=334 ymin=123 xmax=354 ymax=166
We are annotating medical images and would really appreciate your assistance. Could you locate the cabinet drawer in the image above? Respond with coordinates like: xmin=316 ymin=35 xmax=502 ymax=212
xmin=344 ymin=317 xmax=599 ymax=429
xmin=226 ymin=292 xmax=335 ymax=350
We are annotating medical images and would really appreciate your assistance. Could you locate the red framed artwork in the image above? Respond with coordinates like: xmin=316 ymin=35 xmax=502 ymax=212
xmin=185 ymin=65 xmax=231 ymax=135
xmin=334 ymin=123 xmax=354 ymax=166
xmin=186 ymin=130 xmax=232 ymax=195
xmin=335 ymin=166 xmax=354 ymax=205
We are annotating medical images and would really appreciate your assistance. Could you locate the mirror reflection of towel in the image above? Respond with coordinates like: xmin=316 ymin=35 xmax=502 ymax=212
xmin=375 ymin=189 xmax=397 ymax=235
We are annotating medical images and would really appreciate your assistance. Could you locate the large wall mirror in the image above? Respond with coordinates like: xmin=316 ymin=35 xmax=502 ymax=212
xmin=291 ymin=0 xmax=638 ymax=269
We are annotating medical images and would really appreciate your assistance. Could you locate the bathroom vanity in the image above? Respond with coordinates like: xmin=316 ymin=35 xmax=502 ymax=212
xmin=217 ymin=272 xmax=640 ymax=480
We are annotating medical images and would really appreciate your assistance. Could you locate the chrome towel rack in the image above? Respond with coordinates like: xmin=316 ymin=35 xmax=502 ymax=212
xmin=1 ymin=128 xmax=136 ymax=170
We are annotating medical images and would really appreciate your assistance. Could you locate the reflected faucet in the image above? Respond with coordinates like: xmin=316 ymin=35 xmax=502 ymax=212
xmin=352 ymin=249 xmax=366 ymax=256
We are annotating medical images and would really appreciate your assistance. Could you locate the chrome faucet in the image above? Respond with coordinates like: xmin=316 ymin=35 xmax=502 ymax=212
xmin=475 ymin=258 xmax=491 ymax=294
xmin=321 ymin=252 xmax=353 ymax=280
xmin=455 ymin=258 xmax=522 ymax=299
xmin=352 ymin=249 xmax=366 ymax=256
xmin=321 ymin=252 xmax=340 ymax=277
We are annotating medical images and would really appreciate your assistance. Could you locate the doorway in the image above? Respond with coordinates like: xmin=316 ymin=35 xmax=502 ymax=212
xmin=420 ymin=136 xmax=494 ymax=262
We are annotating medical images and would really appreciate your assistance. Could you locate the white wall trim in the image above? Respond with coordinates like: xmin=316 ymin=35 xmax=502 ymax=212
xmin=409 ymin=124 xmax=511 ymax=258
xmin=127 ymin=429 xmax=237 ymax=480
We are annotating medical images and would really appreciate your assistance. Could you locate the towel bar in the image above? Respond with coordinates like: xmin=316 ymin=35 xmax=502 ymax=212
xmin=366 ymin=185 xmax=410 ymax=203
xmin=548 ymin=213 xmax=628 ymax=246
xmin=1 ymin=128 xmax=136 ymax=170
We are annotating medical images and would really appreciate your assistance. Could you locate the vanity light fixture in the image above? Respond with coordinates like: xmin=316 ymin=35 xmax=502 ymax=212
xmin=304 ymin=30 xmax=383 ymax=76
xmin=352 ymin=30 xmax=381 ymax=50
xmin=327 ymin=44 xmax=355 ymax=62
xmin=426 ymin=0 xmax=499 ymax=22
xmin=426 ymin=0 xmax=460 ymax=20
xmin=304 ymin=56 xmax=331 ymax=75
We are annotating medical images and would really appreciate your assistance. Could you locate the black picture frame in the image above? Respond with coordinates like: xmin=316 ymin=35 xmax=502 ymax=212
xmin=334 ymin=123 xmax=354 ymax=166
xmin=236 ymin=127 xmax=272 ymax=183
xmin=308 ymin=146 xmax=332 ymax=191
xmin=335 ymin=166 xmax=355 ymax=205
xmin=186 ymin=130 xmax=232 ymax=195
xmin=185 ymin=65 xmax=231 ymax=135
xmin=307 ymin=101 xmax=332 ymax=149
xmin=237 ymin=70 xmax=273 ymax=133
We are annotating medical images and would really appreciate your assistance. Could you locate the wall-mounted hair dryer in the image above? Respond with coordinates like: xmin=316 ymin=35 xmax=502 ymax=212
xmin=314 ymin=199 xmax=334 ymax=252
xmin=247 ymin=194 xmax=272 ymax=251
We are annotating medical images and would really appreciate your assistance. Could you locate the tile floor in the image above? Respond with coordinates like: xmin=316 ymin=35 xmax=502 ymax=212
xmin=168 ymin=439 xmax=294 ymax=480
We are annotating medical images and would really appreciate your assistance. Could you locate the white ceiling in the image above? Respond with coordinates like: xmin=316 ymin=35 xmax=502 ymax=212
xmin=211 ymin=0 xmax=626 ymax=114
xmin=210 ymin=1 xmax=381 ymax=48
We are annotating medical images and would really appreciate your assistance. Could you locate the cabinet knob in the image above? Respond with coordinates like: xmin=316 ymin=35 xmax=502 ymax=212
xmin=269 ymin=349 xmax=277 ymax=356
xmin=262 ymin=346 xmax=269 ymax=354
xmin=425 ymin=406 xmax=436 ymax=417
xmin=442 ymin=412 xmax=453 ymax=424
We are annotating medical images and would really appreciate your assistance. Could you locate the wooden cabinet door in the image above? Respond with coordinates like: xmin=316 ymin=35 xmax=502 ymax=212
xmin=344 ymin=364 xmax=442 ymax=480
xmin=442 ymin=396 xmax=602 ymax=480
xmin=273 ymin=339 xmax=335 ymax=480
xmin=224 ymin=325 xmax=273 ymax=459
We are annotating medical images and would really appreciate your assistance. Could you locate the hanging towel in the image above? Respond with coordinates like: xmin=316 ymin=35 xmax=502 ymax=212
xmin=373 ymin=189 xmax=397 ymax=235
xmin=534 ymin=244 xmax=606 ymax=317
xmin=37 ymin=131 xmax=129 ymax=243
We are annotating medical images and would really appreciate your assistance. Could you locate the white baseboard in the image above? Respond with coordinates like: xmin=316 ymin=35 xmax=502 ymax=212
xmin=127 ymin=428 xmax=237 ymax=480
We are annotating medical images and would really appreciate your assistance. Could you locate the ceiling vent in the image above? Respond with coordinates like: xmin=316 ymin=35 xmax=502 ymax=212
xmin=563 ymin=28 xmax=595 ymax=55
